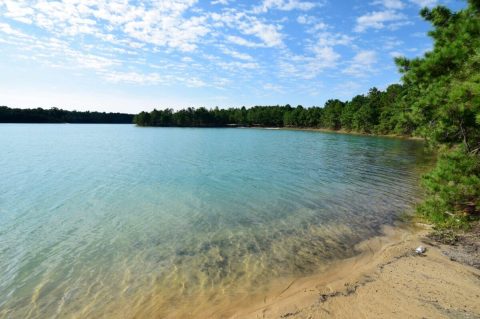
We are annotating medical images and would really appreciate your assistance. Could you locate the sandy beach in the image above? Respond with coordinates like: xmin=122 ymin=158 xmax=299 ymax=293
xmin=224 ymin=223 xmax=480 ymax=319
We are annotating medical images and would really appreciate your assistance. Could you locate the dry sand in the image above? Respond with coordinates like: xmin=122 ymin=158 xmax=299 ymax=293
xmin=226 ymin=224 xmax=480 ymax=319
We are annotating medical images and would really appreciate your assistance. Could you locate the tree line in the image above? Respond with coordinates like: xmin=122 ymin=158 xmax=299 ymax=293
xmin=134 ymin=86 xmax=407 ymax=135
xmin=0 ymin=106 xmax=134 ymax=124
xmin=135 ymin=1 xmax=480 ymax=229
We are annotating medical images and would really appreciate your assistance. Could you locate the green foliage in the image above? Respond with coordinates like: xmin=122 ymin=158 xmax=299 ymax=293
xmin=396 ymin=1 xmax=480 ymax=150
xmin=134 ymin=88 xmax=407 ymax=132
xmin=321 ymin=99 xmax=344 ymax=129
xmin=0 ymin=106 xmax=133 ymax=124
xmin=398 ymin=1 xmax=480 ymax=229
xmin=417 ymin=148 xmax=480 ymax=229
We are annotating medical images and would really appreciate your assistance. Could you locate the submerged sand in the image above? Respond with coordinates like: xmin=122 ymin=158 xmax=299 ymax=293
xmin=35 ymin=223 xmax=479 ymax=318
xmin=217 ymin=224 xmax=480 ymax=319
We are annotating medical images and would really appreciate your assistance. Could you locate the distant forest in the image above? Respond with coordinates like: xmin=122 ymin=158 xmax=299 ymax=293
xmin=134 ymin=87 xmax=404 ymax=135
xmin=0 ymin=106 xmax=134 ymax=124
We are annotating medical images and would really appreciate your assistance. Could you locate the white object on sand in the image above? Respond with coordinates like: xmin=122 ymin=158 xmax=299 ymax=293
xmin=415 ymin=246 xmax=426 ymax=254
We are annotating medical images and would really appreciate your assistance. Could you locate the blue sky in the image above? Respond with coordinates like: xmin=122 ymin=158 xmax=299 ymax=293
xmin=0 ymin=0 xmax=465 ymax=113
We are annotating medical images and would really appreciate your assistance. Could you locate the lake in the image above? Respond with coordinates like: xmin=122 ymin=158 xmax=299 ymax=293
xmin=0 ymin=125 xmax=430 ymax=318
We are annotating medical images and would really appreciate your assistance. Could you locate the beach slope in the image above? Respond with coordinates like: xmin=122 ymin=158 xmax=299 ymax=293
xmin=233 ymin=225 xmax=480 ymax=319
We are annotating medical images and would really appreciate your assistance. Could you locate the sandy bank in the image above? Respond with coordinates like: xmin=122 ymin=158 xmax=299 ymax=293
xmin=227 ymin=224 xmax=480 ymax=319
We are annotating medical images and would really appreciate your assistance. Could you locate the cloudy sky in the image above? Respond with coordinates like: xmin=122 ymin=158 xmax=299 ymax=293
xmin=0 ymin=0 xmax=465 ymax=113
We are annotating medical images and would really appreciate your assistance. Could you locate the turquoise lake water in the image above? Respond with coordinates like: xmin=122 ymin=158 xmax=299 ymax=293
xmin=0 ymin=125 xmax=430 ymax=318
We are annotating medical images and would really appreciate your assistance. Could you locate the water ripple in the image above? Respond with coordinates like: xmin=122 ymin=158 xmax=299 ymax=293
xmin=0 ymin=125 xmax=431 ymax=318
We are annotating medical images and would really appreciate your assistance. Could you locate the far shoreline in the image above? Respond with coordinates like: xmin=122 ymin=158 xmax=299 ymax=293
xmin=277 ymin=126 xmax=425 ymax=141
xmin=135 ymin=123 xmax=427 ymax=142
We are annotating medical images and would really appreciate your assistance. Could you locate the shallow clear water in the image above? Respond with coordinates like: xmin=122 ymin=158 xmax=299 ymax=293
xmin=0 ymin=125 xmax=430 ymax=318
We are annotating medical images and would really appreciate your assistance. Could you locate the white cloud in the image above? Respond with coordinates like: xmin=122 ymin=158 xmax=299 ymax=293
xmin=239 ymin=19 xmax=283 ymax=47
xmin=382 ymin=37 xmax=403 ymax=50
xmin=409 ymin=0 xmax=437 ymax=7
xmin=372 ymin=0 xmax=437 ymax=10
xmin=122 ymin=11 xmax=210 ymax=52
xmin=220 ymin=47 xmax=253 ymax=60
xmin=275 ymin=25 xmax=351 ymax=80
xmin=72 ymin=52 xmax=119 ymax=70
xmin=297 ymin=15 xmax=309 ymax=24
xmin=0 ymin=0 xmax=210 ymax=52
xmin=297 ymin=15 xmax=329 ymax=33
xmin=0 ymin=0 xmax=34 ymax=24
xmin=211 ymin=0 xmax=232 ymax=5
xmin=186 ymin=77 xmax=207 ymax=87
xmin=212 ymin=11 xmax=284 ymax=47
xmin=253 ymin=0 xmax=319 ymax=13
xmin=334 ymin=81 xmax=363 ymax=98
xmin=307 ymin=46 xmax=340 ymax=76
xmin=263 ymin=83 xmax=284 ymax=93
xmin=372 ymin=0 xmax=405 ymax=9
xmin=211 ymin=77 xmax=232 ymax=89
xmin=226 ymin=35 xmax=263 ymax=47
xmin=278 ymin=44 xmax=341 ymax=80
xmin=312 ymin=46 xmax=339 ymax=62
xmin=218 ymin=60 xmax=259 ymax=71
xmin=314 ymin=32 xmax=353 ymax=47
xmin=0 ymin=22 xmax=29 ymax=38
xmin=389 ymin=51 xmax=404 ymax=57
xmin=354 ymin=10 xmax=407 ymax=32
xmin=343 ymin=50 xmax=378 ymax=77
xmin=354 ymin=50 xmax=377 ymax=65
xmin=104 ymin=71 xmax=163 ymax=85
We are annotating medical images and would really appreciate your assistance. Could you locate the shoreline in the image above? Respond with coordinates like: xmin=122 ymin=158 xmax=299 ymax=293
xmin=213 ymin=222 xmax=480 ymax=319
xmin=278 ymin=126 xmax=425 ymax=141
xmin=139 ymin=125 xmax=426 ymax=141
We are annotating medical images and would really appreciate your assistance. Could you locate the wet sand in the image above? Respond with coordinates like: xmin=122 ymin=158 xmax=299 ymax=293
xmin=220 ymin=224 xmax=480 ymax=319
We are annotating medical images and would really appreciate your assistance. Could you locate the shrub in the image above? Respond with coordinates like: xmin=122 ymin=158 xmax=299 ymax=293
xmin=417 ymin=147 xmax=480 ymax=229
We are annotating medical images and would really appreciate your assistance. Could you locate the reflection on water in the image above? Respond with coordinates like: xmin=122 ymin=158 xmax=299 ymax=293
xmin=0 ymin=125 xmax=431 ymax=318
